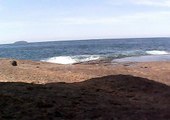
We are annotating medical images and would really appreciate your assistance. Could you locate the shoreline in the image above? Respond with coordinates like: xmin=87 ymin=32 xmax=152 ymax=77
xmin=112 ymin=54 xmax=170 ymax=63
xmin=40 ymin=54 xmax=170 ymax=65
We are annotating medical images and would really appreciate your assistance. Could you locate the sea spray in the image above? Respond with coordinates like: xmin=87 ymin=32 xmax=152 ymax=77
xmin=41 ymin=55 xmax=101 ymax=64
xmin=146 ymin=50 xmax=169 ymax=55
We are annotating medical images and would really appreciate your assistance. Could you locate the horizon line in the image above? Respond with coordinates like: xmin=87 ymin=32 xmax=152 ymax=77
xmin=1 ymin=36 xmax=170 ymax=45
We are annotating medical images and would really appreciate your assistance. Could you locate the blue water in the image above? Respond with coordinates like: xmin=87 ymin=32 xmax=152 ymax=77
xmin=0 ymin=38 xmax=170 ymax=64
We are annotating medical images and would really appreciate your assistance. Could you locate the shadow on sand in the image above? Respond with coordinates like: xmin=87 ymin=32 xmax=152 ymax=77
xmin=0 ymin=75 xmax=170 ymax=120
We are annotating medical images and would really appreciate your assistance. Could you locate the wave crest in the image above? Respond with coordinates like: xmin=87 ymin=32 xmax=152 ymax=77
xmin=146 ymin=50 xmax=169 ymax=55
xmin=42 ymin=55 xmax=101 ymax=64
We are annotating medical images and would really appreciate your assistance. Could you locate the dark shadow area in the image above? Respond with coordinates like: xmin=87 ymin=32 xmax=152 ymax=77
xmin=0 ymin=75 xmax=170 ymax=120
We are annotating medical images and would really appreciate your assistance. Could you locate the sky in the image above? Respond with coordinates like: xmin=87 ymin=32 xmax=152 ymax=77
xmin=0 ymin=0 xmax=170 ymax=44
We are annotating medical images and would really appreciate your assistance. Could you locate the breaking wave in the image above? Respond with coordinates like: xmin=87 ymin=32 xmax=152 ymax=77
xmin=146 ymin=50 xmax=169 ymax=55
xmin=41 ymin=55 xmax=102 ymax=64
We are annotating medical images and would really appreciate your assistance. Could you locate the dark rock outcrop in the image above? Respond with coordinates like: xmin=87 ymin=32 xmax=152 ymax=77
xmin=0 ymin=75 xmax=170 ymax=120
xmin=11 ymin=60 xmax=17 ymax=66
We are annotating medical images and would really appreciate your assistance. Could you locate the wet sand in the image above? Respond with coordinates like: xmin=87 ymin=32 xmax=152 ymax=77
xmin=113 ymin=54 xmax=170 ymax=63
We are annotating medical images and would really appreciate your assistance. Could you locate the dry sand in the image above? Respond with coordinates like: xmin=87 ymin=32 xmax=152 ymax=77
xmin=0 ymin=59 xmax=170 ymax=120
xmin=0 ymin=59 xmax=170 ymax=85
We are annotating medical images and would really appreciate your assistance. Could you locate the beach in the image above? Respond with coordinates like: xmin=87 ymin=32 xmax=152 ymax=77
xmin=0 ymin=59 xmax=170 ymax=85
xmin=0 ymin=59 xmax=170 ymax=119
xmin=0 ymin=36 xmax=170 ymax=120
xmin=1 ymin=0 xmax=170 ymax=119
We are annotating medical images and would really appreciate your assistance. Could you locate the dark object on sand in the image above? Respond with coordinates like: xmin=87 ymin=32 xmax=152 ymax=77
xmin=11 ymin=61 xmax=17 ymax=66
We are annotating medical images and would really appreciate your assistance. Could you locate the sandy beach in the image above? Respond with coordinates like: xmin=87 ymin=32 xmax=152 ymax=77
xmin=0 ymin=59 xmax=170 ymax=119
xmin=0 ymin=59 xmax=170 ymax=85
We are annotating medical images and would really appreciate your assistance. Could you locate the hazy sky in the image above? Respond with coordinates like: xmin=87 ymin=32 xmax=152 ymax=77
xmin=0 ymin=0 xmax=170 ymax=44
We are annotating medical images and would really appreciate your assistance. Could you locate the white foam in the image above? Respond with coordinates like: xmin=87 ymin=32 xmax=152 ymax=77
xmin=42 ymin=56 xmax=76 ymax=64
xmin=112 ymin=55 xmax=170 ymax=63
xmin=146 ymin=50 xmax=169 ymax=55
xmin=42 ymin=55 xmax=101 ymax=64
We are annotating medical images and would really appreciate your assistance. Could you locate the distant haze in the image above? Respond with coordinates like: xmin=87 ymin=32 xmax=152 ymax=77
xmin=0 ymin=0 xmax=170 ymax=44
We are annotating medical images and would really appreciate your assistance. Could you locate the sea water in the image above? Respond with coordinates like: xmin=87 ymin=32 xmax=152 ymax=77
xmin=0 ymin=38 xmax=170 ymax=64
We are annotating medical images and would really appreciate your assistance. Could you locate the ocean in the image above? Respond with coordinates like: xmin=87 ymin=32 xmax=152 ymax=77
xmin=0 ymin=38 xmax=170 ymax=64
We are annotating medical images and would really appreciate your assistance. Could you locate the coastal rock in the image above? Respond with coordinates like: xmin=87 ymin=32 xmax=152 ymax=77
xmin=0 ymin=75 xmax=170 ymax=120
xmin=11 ymin=60 xmax=17 ymax=66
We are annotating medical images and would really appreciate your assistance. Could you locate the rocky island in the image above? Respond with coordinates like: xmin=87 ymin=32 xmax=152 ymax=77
xmin=13 ymin=41 xmax=28 ymax=45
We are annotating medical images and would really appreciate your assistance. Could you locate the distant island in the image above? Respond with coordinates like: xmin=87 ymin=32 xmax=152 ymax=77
xmin=14 ymin=41 xmax=28 ymax=45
